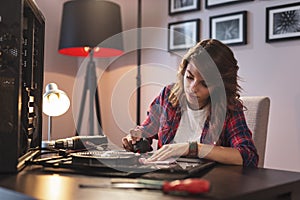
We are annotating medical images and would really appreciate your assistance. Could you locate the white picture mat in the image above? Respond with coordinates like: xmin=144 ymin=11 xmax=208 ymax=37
xmin=169 ymin=21 xmax=198 ymax=50
xmin=268 ymin=5 xmax=300 ymax=40
xmin=211 ymin=13 xmax=244 ymax=44
xmin=170 ymin=0 xmax=198 ymax=13
xmin=207 ymin=0 xmax=239 ymax=7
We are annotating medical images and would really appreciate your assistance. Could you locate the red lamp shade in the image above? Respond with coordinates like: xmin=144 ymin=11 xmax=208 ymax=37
xmin=58 ymin=0 xmax=123 ymax=57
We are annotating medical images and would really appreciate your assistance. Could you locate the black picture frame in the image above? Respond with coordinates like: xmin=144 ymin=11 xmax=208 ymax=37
xmin=266 ymin=2 xmax=300 ymax=43
xmin=169 ymin=0 xmax=200 ymax=15
xmin=209 ymin=11 xmax=247 ymax=46
xmin=205 ymin=0 xmax=253 ymax=9
xmin=168 ymin=19 xmax=200 ymax=51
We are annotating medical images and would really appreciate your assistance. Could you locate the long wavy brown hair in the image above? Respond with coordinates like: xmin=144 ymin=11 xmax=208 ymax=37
xmin=169 ymin=39 xmax=243 ymax=142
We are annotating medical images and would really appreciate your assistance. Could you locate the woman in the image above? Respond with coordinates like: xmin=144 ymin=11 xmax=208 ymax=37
xmin=122 ymin=39 xmax=258 ymax=167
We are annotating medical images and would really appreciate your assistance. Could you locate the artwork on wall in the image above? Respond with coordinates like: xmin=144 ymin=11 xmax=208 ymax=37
xmin=209 ymin=11 xmax=247 ymax=46
xmin=205 ymin=0 xmax=253 ymax=9
xmin=169 ymin=0 xmax=200 ymax=15
xmin=168 ymin=19 xmax=200 ymax=51
xmin=266 ymin=2 xmax=300 ymax=43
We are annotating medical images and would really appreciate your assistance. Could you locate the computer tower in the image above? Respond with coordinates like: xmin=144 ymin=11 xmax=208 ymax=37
xmin=0 ymin=0 xmax=44 ymax=172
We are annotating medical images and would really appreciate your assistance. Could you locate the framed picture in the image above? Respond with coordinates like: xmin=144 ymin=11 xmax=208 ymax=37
xmin=210 ymin=11 xmax=247 ymax=46
xmin=266 ymin=2 xmax=300 ymax=43
xmin=168 ymin=19 xmax=200 ymax=51
xmin=169 ymin=0 xmax=200 ymax=15
xmin=205 ymin=0 xmax=253 ymax=9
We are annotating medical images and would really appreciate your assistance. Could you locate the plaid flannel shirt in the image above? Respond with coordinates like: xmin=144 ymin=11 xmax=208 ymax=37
xmin=141 ymin=84 xmax=259 ymax=167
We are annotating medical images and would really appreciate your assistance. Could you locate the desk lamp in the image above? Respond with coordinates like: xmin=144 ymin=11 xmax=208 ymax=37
xmin=42 ymin=83 xmax=70 ymax=147
xmin=58 ymin=0 xmax=123 ymax=136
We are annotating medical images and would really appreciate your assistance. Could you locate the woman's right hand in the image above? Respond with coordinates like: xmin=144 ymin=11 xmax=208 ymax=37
xmin=122 ymin=126 xmax=143 ymax=152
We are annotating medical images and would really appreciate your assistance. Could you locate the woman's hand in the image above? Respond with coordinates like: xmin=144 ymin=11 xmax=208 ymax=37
xmin=147 ymin=143 xmax=189 ymax=161
xmin=122 ymin=126 xmax=143 ymax=152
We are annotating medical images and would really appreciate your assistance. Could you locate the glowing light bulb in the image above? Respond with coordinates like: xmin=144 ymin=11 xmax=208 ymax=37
xmin=84 ymin=46 xmax=91 ymax=52
xmin=43 ymin=83 xmax=70 ymax=117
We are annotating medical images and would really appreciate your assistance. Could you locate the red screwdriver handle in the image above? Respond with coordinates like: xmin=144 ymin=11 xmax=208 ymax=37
xmin=162 ymin=178 xmax=210 ymax=194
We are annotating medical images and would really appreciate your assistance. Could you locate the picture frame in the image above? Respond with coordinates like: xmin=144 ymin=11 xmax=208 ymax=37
xmin=168 ymin=19 xmax=200 ymax=51
xmin=266 ymin=2 xmax=300 ymax=43
xmin=169 ymin=0 xmax=200 ymax=15
xmin=210 ymin=11 xmax=247 ymax=46
xmin=205 ymin=0 xmax=253 ymax=9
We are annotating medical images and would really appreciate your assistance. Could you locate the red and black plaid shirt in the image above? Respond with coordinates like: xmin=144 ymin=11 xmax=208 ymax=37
xmin=141 ymin=84 xmax=259 ymax=167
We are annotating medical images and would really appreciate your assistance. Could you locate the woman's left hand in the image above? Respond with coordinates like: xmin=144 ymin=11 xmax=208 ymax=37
xmin=147 ymin=143 xmax=189 ymax=162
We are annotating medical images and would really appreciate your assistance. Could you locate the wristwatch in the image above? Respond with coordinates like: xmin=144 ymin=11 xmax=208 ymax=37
xmin=187 ymin=141 xmax=198 ymax=158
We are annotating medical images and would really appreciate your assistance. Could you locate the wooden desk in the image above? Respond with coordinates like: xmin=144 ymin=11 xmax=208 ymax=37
xmin=0 ymin=164 xmax=300 ymax=200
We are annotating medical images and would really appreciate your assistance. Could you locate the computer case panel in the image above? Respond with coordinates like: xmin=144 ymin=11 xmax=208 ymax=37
xmin=0 ymin=0 xmax=44 ymax=172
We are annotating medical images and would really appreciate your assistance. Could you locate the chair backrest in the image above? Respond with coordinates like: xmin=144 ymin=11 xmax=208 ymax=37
xmin=240 ymin=96 xmax=270 ymax=168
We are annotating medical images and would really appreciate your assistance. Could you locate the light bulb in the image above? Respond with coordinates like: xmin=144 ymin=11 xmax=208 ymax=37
xmin=43 ymin=83 xmax=70 ymax=117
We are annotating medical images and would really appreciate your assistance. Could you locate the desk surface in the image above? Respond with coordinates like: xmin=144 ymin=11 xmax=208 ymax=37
xmin=0 ymin=164 xmax=300 ymax=200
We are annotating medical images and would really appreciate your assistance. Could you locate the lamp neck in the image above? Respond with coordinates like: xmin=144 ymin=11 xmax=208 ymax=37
xmin=89 ymin=49 xmax=94 ymax=62
xmin=47 ymin=115 xmax=52 ymax=141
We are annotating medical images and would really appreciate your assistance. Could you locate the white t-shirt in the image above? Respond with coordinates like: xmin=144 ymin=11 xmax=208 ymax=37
xmin=173 ymin=105 xmax=208 ymax=143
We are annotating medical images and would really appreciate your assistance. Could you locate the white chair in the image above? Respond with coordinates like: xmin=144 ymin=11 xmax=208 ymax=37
xmin=240 ymin=96 xmax=270 ymax=168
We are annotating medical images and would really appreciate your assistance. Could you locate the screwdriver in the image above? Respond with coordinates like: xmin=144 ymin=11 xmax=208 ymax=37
xmin=79 ymin=178 xmax=211 ymax=195
xmin=162 ymin=178 xmax=210 ymax=194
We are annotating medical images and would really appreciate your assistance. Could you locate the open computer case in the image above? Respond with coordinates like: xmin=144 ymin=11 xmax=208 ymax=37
xmin=0 ymin=0 xmax=44 ymax=172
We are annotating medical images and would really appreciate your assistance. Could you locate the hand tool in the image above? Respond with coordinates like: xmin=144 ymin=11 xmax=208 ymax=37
xmin=79 ymin=178 xmax=210 ymax=195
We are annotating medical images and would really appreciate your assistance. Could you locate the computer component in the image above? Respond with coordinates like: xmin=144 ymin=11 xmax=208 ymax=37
xmin=0 ymin=0 xmax=44 ymax=172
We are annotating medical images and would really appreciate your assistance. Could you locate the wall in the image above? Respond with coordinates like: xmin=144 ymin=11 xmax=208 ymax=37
xmin=34 ymin=0 xmax=77 ymax=140
xmin=35 ymin=0 xmax=300 ymax=172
